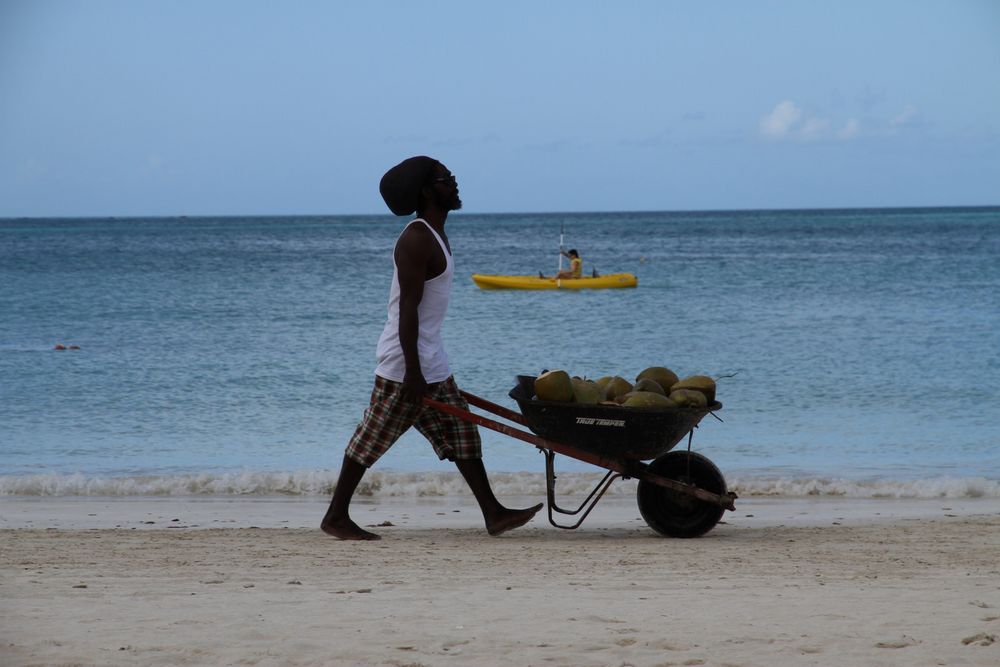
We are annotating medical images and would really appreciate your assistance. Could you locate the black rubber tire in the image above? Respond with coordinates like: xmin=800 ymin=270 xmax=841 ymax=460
xmin=637 ymin=451 xmax=727 ymax=538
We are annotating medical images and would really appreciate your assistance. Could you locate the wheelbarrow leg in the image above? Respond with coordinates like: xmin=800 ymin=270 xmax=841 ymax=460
xmin=543 ymin=449 xmax=621 ymax=529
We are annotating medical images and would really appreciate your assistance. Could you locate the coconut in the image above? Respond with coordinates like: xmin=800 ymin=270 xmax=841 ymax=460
xmin=622 ymin=391 xmax=675 ymax=409
xmin=668 ymin=388 xmax=708 ymax=409
xmin=594 ymin=376 xmax=614 ymax=391
xmin=633 ymin=378 xmax=666 ymax=395
xmin=636 ymin=366 xmax=679 ymax=394
xmin=671 ymin=375 xmax=716 ymax=403
xmin=571 ymin=377 xmax=602 ymax=405
xmin=603 ymin=376 xmax=633 ymax=402
xmin=534 ymin=370 xmax=574 ymax=402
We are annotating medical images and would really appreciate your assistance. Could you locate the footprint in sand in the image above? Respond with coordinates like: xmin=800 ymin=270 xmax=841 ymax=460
xmin=645 ymin=639 xmax=690 ymax=651
xmin=962 ymin=633 xmax=996 ymax=646
xmin=875 ymin=635 xmax=919 ymax=649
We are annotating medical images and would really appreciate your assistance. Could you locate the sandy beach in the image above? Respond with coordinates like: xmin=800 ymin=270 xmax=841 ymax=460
xmin=2 ymin=495 xmax=999 ymax=666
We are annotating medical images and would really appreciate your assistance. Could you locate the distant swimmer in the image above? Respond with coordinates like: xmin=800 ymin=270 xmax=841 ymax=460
xmin=53 ymin=344 xmax=81 ymax=350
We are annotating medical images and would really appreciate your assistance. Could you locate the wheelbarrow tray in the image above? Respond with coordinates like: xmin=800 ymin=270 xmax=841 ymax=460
xmin=509 ymin=375 xmax=722 ymax=461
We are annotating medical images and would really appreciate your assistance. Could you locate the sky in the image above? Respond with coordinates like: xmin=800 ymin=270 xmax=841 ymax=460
xmin=1 ymin=1 xmax=998 ymax=216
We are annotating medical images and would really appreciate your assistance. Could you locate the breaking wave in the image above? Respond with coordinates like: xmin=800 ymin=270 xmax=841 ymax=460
xmin=1 ymin=470 xmax=999 ymax=498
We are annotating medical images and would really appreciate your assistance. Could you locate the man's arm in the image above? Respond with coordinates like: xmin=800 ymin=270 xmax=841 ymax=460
xmin=394 ymin=225 xmax=433 ymax=403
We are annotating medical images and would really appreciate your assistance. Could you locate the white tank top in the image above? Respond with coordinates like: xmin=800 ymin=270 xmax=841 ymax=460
xmin=374 ymin=219 xmax=453 ymax=383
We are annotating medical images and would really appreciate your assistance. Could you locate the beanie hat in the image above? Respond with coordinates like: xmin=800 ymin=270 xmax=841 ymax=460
xmin=378 ymin=156 xmax=438 ymax=216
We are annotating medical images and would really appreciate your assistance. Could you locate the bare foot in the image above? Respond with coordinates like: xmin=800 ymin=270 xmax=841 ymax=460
xmin=321 ymin=516 xmax=381 ymax=540
xmin=486 ymin=503 xmax=543 ymax=536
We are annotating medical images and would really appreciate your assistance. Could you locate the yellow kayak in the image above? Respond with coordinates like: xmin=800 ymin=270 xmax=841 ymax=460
xmin=471 ymin=272 xmax=638 ymax=290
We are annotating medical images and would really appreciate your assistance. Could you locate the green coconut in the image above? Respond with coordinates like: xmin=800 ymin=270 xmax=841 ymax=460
xmin=668 ymin=388 xmax=708 ymax=409
xmin=603 ymin=376 xmax=633 ymax=402
xmin=636 ymin=366 xmax=680 ymax=393
xmin=622 ymin=391 xmax=675 ymax=409
xmin=594 ymin=376 xmax=614 ymax=391
xmin=671 ymin=375 xmax=716 ymax=403
xmin=571 ymin=377 xmax=602 ymax=405
xmin=632 ymin=378 xmax=666 ymax=395
xmin=534 ymin=370 xmax=574 ymax=402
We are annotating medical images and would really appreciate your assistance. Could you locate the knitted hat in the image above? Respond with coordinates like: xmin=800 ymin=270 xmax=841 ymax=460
xmin=378 ymin=156 xmax=439 ymax=216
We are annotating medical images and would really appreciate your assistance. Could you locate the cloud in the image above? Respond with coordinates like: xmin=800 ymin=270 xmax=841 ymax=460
xmin=890 ymin=104 xmax=919 ymax=127
xmin=760 ymin=101 xmax=861 ymax=142
xmin=837 ymin=118 xmax=860 ymax=140
xmin=799 ymin=117 xmax=830 ymax=141
xmin=759 ymin=100 xmax=803 ymax=139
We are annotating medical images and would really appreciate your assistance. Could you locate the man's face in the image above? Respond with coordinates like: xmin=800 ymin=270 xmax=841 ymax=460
xmin=429 ymin=164 xmax=462 ymax=211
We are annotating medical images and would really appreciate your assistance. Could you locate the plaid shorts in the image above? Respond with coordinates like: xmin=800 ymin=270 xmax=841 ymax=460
xmin=345 ymin=375 xmax=482 ymax=468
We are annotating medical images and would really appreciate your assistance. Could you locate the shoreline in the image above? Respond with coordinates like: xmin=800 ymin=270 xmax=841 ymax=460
xmin=2 ymin=496 xmax=998 ymax=666
xmin=3 ymin=468 xmax=999 ymax=500
xmin=3 ymin=494 xmax=1000 ymax=531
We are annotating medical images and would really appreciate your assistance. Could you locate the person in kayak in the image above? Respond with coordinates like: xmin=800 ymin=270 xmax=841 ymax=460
xmin=540 ymin=248 xmax=583 ymax=279
xmin=321 ymin=156 xmax=542 ymax=540
xmin=557 ymin=249 xmax=583 ymax=279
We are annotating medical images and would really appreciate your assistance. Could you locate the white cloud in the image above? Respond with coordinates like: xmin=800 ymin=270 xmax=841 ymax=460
xmin=799 ymin=117 xmax=830 ymax=141
xmin=760 ymin=101 xmax=838 ymax=141
xmin=760 ymin=100 xmax=803 ymax=139
xmin=890 ymin=104 xmax=919 ymax=127
xmin=837 ymin=118 xmax=860 ymax=140
xmin=761 ymin=101 xmax=919 ymax=143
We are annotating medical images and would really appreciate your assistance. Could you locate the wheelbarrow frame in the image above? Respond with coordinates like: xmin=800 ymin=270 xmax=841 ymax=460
xmin=423 ymin=388 xmax=737 ymax=532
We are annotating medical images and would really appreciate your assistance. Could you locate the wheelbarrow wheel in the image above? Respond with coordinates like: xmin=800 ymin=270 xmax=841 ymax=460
xmin=637 ymin=451 xmax=727 ymax=538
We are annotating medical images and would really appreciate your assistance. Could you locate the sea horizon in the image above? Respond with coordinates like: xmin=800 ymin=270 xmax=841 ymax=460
xmin=3 ymin=203 xmax=999 ymax=222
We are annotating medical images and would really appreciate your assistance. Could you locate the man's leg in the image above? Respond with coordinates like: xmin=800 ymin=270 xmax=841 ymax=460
xmin=321 ymin=455 xmax=381 ymax=540
xmin=454 ymin=458 xmax=543 ymax=536
xmin=323 ymin=377 xmax=419 ymax=540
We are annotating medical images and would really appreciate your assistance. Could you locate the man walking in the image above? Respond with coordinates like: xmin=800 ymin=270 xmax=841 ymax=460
xmin=321 ymin=156 xmax=542 ymax=540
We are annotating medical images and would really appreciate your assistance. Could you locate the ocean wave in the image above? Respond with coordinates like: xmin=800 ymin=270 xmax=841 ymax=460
xmin=729 ymin=476 xmax=1000 ymax=498
xmin=1 ymin=470 xmax=999 ymax=498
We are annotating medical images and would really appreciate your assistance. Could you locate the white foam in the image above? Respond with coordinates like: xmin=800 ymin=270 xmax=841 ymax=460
xmin=1 ymin=470 xmax=999 ymax=498
xmin=728 ymin=475 xmax=1000 ymax=499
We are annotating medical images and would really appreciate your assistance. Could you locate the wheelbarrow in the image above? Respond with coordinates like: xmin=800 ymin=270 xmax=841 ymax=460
xmin=423 ymin=375 xmax=737 ymax=538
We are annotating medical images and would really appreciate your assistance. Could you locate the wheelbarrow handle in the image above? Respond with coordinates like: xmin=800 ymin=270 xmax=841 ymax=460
xmin=458 ymin=390 xmax=529 ymax=426
xmin=422 ymin=396 xmax=645 ymax=479
xmin=422 ymin=396 xmax=551 ymax=450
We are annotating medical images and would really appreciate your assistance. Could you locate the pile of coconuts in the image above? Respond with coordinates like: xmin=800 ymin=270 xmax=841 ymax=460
xmin=533 ymin=366 xmax=716 ymax=410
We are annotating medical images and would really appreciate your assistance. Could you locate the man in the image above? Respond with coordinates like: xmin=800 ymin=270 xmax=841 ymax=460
xmin=321 ymin=156 xmax=543 ymax=540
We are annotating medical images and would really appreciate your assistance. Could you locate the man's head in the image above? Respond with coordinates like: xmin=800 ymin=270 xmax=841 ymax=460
xmin=379 ymin=156 xmax=461 ymax=217
xmin=567 ymin=249 xmax=579 ymax=258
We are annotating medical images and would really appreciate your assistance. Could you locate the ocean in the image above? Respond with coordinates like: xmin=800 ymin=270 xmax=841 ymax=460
xmin=2 ymin=208 xmax=999 ymax=498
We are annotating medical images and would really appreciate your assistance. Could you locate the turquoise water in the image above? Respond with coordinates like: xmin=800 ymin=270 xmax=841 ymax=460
xmin=2 ymin=208 xmax=999 ymax=494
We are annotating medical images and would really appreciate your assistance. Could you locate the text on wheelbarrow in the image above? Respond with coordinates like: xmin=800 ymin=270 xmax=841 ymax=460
xmin=575 ymin=417 xmax=626 ymax=427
